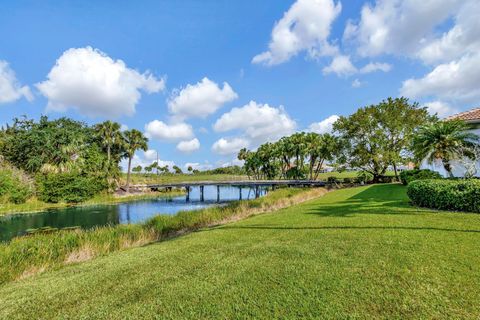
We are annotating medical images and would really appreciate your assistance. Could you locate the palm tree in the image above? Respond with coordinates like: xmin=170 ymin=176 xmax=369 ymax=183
xmin=413 ymin=120 xmax=479 ymax=177
xmin=123 ymin=129 xmax=148 ymax=193
xmin=95 ymin=121 xmax=123 ymax=162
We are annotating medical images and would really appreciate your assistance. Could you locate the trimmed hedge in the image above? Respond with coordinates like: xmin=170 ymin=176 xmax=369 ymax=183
xmin=407 ymin=179 xmax=480 ymax=213
xmin=400 ymin=169 xmax=442 ymax=185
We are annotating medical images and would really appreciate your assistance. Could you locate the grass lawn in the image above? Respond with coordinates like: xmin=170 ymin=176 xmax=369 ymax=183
xmin=1 ymin=184 xmax=479 ymax=319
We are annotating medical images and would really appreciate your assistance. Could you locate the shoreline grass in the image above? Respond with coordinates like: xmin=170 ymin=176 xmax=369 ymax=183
xmin=0 ymin=187 xmax=328 ymax=285
xmin=0 ymin=190 xmax=184 ymax=216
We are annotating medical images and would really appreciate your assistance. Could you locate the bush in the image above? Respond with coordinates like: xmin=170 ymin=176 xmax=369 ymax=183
xmin=400 ymin=169 xmax=442 ymax=185
xmin=343 ymin=177 xmax=352 ymax=184
xmin=36 ymin=173 xmax=108 ymax=203
xmin=0 ymin=166 xmax=34 ymax=204
xmin=327 ymin=176 xmax=339 ymax=183
xmin=355 ymin=171 xmax=373 ymax=184
xmin=378 ymin=176 xmax=396 ymax=183
xmin=407 ymin=179 xmax=480 ymax=213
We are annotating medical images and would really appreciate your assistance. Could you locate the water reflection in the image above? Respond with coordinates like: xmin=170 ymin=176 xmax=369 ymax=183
xmin=0 ymin=185 xmax=268 ymax=242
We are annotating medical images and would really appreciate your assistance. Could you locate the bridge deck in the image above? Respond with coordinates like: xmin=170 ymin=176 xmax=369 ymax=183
xmin=133 ymin=180 xmax=327 ymax=189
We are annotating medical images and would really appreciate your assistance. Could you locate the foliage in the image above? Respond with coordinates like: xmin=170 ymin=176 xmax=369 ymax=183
xmin=399 ymin=169 xmax=442 ymax=185
xmin=36 ymin=173 xmax=108 ymax=203
xmin=407 ymin=179 xmax=480 ymax=212
xmin=172 ymin=165 xmax=183 ymax=174
xmin=123 ymin=129 xmax=149 ymax=192
xmin=334 ymin=97 xmax=433 ymax=182
xmin=238 ymin=132 xmax=340 ymax=180
xmin=413 ymin=120 xmax=479 ymax=177
xmin=0 ymin=165 xmax=34 ymax=204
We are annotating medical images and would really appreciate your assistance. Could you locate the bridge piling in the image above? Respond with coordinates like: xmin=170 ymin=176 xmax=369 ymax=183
xmin=217 ymin=185 xmax=220 ymax=202
xmin=186 ymin=186 xmax=190 ymax=202
xmin=239 ymin=187 xmax=242 ymax=200
xmin=200 ymin=185 xmax=204 ymax=202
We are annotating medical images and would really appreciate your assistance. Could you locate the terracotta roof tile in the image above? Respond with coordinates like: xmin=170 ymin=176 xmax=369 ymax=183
xmin=445 ymin=108 xmax=480 ymax=122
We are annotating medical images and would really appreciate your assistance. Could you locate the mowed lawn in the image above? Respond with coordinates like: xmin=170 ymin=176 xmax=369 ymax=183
xmin=1 ymin=184 xmax=479 ymax=319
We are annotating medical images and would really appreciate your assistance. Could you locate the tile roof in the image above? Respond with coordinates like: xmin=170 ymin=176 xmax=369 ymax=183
xmin=445 ymin=108 xmax=480 ymax=122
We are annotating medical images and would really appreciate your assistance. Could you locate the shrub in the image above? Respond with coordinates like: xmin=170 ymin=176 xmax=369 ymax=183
xmin=407 ymin=179 xmax=480 ymax=213
xmin=378 ymin=176 xmax=395 ymax=183
xmin=343 ymin=177 xmax=352 ymax=184
xmin=36 ymin=173 xmax=108 ymax=203
xmin=400 ymin=169 xmax=442 ymax=185
xmin=327 ymin=176 xmax=339 ymax=183
xmin=0 ymin=166 xmax=34 ymax=204
xmin=355 ymin=171 xmax=373 ymax=184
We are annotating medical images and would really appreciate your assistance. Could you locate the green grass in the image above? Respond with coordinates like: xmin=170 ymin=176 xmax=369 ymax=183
xmin=0 ymin=190 xmax=183 ymax=216
xmin=1 ymin=184 xmax=479 ymax=319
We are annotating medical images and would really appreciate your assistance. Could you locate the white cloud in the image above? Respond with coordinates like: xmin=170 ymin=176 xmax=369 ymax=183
xmin=168 ymin=77 xmax=237 ymax=119
xmin=144 ymin=120 xmax=194 ymax=142
xmin=0 ymin=60 xmax=33 ymax=104
xmin=344 ymin=0 xmax=461 ymax=58
xmin=323 ymin=55 xmax=357 ymax=76
xmin=144 ymin=149 xmax=158 ymax=161
xmin=36 ymin=46 xmax=165 ymax=118
xmin=424 ymin=101 xmax=458 ymax=118
xmin=214 ymin=101 xmax=296 ymax=143
xmin=308 ymin=115 xmax=339 ymax=134
xmin=212 ymin=137 xmax=250 ymax=156
xmin=351 ymin=79 xmax=363 ymax=88
xmin=400 ymin=53 xmax=480 ymax=103
xmin=176 ymin=138 xmax=200 ymax=153
xmin=252 ymin=0 xmax=342 ymax=66
xmin=322 ymin=55 xmax=391 ymax=77
xmin=359 ymin=62 xmax=391 ymax=73
xmin=120 ymin=124 xmax=129 ymax=131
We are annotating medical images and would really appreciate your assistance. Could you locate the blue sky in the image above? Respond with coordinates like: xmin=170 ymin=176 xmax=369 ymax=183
xmin=1 ymin=0 xmax=479 ymax=170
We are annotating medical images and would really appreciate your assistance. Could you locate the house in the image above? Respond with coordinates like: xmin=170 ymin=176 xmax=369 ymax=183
xmin=420 ymin=108 xmax=480 ymax=177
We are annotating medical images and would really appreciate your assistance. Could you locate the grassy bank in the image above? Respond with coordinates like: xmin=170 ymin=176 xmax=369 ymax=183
xmin=0 ymin=190 xmax=183 ymax=216
xmin=0 ymin=187 xmax=326 ymax=285
xmin=0 ymin=184 xmax=479 ymax=318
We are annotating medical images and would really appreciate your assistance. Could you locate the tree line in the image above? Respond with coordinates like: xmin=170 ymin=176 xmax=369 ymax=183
xmin=238 ymin=97 xmax=479 ymax=182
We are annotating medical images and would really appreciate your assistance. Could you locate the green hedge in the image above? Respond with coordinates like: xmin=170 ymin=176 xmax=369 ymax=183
xmin=0 ymin=168 xmax=34 ymax=204
xmin=407 ymin=179 xmax=480 ymax=213
xmin=36 ymin=173 xmax=108 ymax=203
xmin=400 ymin=169 xmax=442 ymax=185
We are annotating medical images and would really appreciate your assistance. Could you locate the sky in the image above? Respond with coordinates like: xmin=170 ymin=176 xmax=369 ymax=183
xmin=1 ymin=0 xmax=479 ymax=171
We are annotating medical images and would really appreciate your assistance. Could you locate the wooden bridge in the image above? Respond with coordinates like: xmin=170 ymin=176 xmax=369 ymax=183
xmin=132 ymin=180 xmax=327 ymax=202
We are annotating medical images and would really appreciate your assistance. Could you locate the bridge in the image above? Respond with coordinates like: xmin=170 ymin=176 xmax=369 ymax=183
xmin=132 ymin=180 xmax=327 ymax=202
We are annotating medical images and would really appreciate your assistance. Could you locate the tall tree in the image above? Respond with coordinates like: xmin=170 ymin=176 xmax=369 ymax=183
xmin=334 ymin=97 xmax=431 ymax=182
xmin=95 ymin=121 xmax=123 ymax=163
xmin=123 ymin=129 xmax=148 ymax=193
xmin=305 ymin=133 xmax=339 ymax=180
xmin=413 ymin=120 xmax=479 ymax=177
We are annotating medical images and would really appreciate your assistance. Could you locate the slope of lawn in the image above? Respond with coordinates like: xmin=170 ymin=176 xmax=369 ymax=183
xmin=1 ymin=184 xmax=479 ymax=319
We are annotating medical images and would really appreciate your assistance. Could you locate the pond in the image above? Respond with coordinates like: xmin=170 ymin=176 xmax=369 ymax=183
xmin=0 ymin=185 xmax=268 ymax=242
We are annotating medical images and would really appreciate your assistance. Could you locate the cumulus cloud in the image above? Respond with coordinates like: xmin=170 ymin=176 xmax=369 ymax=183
xmin=424 ymin=101 xmax=458 ymax=118
xmin=252 ymin=0 xmax=342 ymax=66
xmin=359 ymin=62 xmax=391 ymax=73
xmin=0 ymin=60 xmax=33 ymax=104
xmin=176 ymin=138 xmax=200 ymax=153
xmin=344 ymin=0 xmax=461 ymax=58
xmin=144 ymin=120 xmax=194 ymax=142
xmin=184 ymin=162 xmax=213 ymax=171
xmin=212 ymin=137 xmax=250 ymax=155
xmin=214 ymin=101 xmax=296 ymax=143
xmin=36 ymin=46 xmax=165 ymax=118
xmin=308 ymin=115 xmax=339 ymax=134
xmin=168 ymin=77 xmax=237 ymax=119
xmin=322 ymin=55 xmax=357 ymax=76
xmin=400 ymin=53 xmax=480 ymax=103
xmin=351 ymin=79 xmax=363 ymax=88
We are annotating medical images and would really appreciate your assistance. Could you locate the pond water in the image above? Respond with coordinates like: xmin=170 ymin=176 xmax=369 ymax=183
xmin=0 ymin=185 xmax=268 ymax=242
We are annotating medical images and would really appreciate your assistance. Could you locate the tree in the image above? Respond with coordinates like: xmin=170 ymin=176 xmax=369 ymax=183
xmin=132 ymin=165 xmax=142 ymax=174
xmin=187 ymin=166 xmax=193 ymax=173
xmin=95 ymin=121 xmax=123 ymax=163
xmin=305 ymin=133 xmax=339 ymax=180
xmin=123 ymin=129 xmax=148 ymax=192
xmin=334 ymin=97 xmax=432 ymax=182
xmin=413 ymin=120 xmax=479 ymax=177
xmin=172 ymin=165 xmax=183 ymax=174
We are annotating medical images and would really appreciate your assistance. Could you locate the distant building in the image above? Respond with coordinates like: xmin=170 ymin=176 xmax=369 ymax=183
xmin=420 ymin=108 xmax=480 ymax=177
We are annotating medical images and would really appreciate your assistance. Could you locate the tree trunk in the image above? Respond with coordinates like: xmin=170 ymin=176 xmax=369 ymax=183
xmin=126 ymin=156 xmax=132 ymax=193
xmin=107 ymin=145 xmax=111 ymax=162
xmin=442 ymin=160 xmax=454 ymax=178
xmin=393 ymin=162 xmax=398 ymax=181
